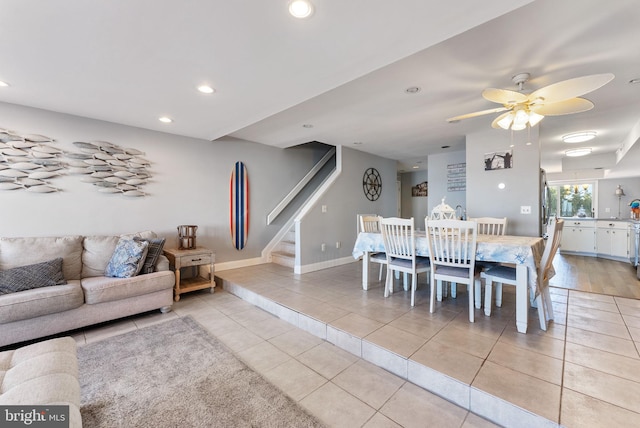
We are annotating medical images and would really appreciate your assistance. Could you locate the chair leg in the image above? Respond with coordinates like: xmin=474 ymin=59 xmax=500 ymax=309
xmin=429 ymin=275 xmax=436 ymax=313
xmin=384 ymin=269 xmax=392 ymax=297
xmin=474 ymin=279 xmax=482 ymax=309
xmin=495 ymin=283 xmax=503 ymax=307
xmin=378 ymin=264 xmax=384 ymax=281
xmin=535 ymin=294 xmax=547 ymax=331
xmin=436 ymin=280 xmax=443 ymax=301
xmin=543 ymin=286 xmax=555 ymax=322
xmin=468 ymin=283 xmax=474 ymax=323
xmin=411 ymin=272 xmax=417 ymax=307
xmin=451 ymin=282 xmax=457 ymax=299
xmin=484 ymin=280 xmax=493 ymax=316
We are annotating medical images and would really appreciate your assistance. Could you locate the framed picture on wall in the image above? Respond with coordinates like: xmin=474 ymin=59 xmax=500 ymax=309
xmin=484 ymin=150 xmax=513 ymax=171
xmin=412 ymin=181 xmax=428 ymax=197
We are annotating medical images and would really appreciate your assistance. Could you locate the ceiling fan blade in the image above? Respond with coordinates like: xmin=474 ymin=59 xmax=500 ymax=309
xmin=530 ymin=97 xmax=594 ymax=116
xmin=446 ymin=107 xmax=508 ymax=122
xmin=529 ymin=73 xmax=614 ymax=104
xmin=482 ymin=88 xmax=528 ymax=105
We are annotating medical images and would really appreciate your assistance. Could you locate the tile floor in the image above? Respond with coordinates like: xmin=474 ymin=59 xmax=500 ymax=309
xmin=71 ymin=259 xmax=640 ymax=427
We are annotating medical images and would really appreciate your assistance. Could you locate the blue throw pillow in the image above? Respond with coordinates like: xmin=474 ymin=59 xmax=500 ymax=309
xmin=0 ymin=258 xmax=67 ymax=295
xmin=105 ymin=238 xmax=149 ymax=278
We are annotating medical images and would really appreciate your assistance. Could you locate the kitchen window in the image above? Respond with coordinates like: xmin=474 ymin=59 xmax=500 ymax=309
xmin=547 ymin=182 xmax=595 ymax=218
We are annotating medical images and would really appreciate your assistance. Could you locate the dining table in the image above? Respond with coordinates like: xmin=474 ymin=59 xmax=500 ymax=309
xmin=352 ymin=231 xmax=547 ymax=334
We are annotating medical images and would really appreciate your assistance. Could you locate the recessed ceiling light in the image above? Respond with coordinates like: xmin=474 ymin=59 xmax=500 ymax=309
xmin=565 ymin=148 xmax=592 ymax=157
xmin=405 ymin=86 xmax=421 ymax=94
xmin=0 ymin=81 xmax=8 ymax=87
xmin=288 ymin=0 xmax=314 ymax=18
xmin=412 ymin=165 xmax=419 ymax=169
xmin=629 ymin=78 xmax=640 ymax=84
xmin=197 ymin=85 xmax=215 ymax=94
xmin=158 ymin=116 xmax=173 ymax=123
xmin=302 ymin=124 xmax=313 ymax=128
xmin=353 ymin=141 xmax=363 ymax=145
xmin=562 ymin=131 xmax=597 ymax=143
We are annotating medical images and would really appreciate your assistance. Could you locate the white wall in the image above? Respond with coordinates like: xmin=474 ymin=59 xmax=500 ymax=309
xmin=465 ymin=127 xmax=541 ymax=236
xmin=0 ymin=102 xmax=347 ymax=264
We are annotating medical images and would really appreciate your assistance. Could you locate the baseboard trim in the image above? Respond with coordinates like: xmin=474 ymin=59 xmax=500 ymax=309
xmin=294 ymin=256 xmax=355 ymax=274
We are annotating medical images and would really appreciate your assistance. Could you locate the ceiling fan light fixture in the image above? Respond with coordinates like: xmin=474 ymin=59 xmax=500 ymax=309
xmin=288 ymin=0 xmax=314 ymax=18
xmin=528 ymin=111 xmax=544 ymax=127
xmin=511 ymin=123 xmax=527 ymax=131
xmin=565 ymin=148 xmax=592 ymax=157
xmin=513 ymin=109 xmax=529 ymax=127
xmin=562 ymin=131 xmax=597 ymax=143
xmin=497 ymin=112 xmax=514 ymax=130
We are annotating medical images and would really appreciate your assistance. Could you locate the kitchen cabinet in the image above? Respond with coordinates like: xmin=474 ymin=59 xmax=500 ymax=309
xmin=560 ymin=220 xmax=595 ymax=254
xmin=596 ymin=221 xmax=629 ymax=260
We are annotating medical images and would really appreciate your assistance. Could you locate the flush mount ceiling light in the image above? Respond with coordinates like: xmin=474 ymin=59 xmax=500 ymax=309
xmin=562 ymin=131 xmax=597 ymax=143
xmin=197 ymin=85 xmax=215 ymax=94
xmin=565 ymin=147 xmax=592 ymax=157
xmin=629 ymin=78 xmax=640 ymax=84
xmin=158 ymin=116 xmax=173 ymax=123
xmin=0 ymin=80 xmax=8 ymax=87
xmin=288 ymin=0 xmax=314 ymax=18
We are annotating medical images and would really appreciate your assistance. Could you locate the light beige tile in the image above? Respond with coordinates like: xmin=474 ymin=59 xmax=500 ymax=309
xmin=332 ymin=360 xmax=404 ymax=410
xmin=566 ymin=326 xmax=639 ymax=359
xmin=568 ymin=313 xmax=632 ymax=339
xmin=569 ymin=295 xmax=620 ymax=313
xmin=462 ymin=412 xmax=502 ymax=428
xmin=364 ymin=325 xmax=427 ymax=358
xmin=432 ymin=324 xmax=496 ymax=359
xmin=487 ymin=341 xmax=563 ymax=385
xmin=570 ymin=290 xmax=615 ymax=303
xmin=561 ymin=387 xmax=640 ymax=428
xmin=498 ymin=327 xmax=565 ymax=360
xmin=615 ymin=296 xmax=640 ymax=311
xmin=242 ymin=315 xmax=295 ymax=340
xmin=269 ymin=328 xmax=324 ymax=356
xmin=297 ymin=342 xmax=358 ymax=379
xmin=472 ymin=361 xmax=560 ymax=423
xmin=237 ymin=340 xmax=292 ymax=373
xmin=387 ymin=311 xmax=445 ymax=339
xmin=227 ymin=306 xmax=273 ymax=326
xmin=565 ymin=342 xmax=640 ymax=383
xmin=564 ymin=361 xmax=640 ymax=413
xmin=410 ymin=340 xmax=483 ymax=384
xmin=330 ymin=313 xmax=384 ymax=338
xmin=216 ymin=327 xmax=265 ymax=352
xmin=567 ymin=304 xmax=624 ymax=324
xmin=300 ymin=382 xmax=376 ymax=428
xmin=623 ymin=313 xmax=640 ymax=329
xmin=380 ymin=382 xmax=468 ymax=428
xmin=363 ymin=412 xmax=402 ymax=428
xmin=264 ymin=359 xmax=327 ymax=402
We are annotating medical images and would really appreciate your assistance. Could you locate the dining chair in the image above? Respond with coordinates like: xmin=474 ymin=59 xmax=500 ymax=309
xmin=468 ymin=217 xmax=508 ymax=308
xmin=425 ymin=219 xmax=479 ymax=322
xmin=358 ymin=214 xmax=386 ymax=280
xmin=481 ymin=217 xmax=564 ymax=331
xmin=379 ymin=217 xmax=430 ymax=307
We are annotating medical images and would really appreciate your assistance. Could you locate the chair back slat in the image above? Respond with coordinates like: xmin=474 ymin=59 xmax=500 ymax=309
xmin=469 ymin=217 xmax=507 ymax=235
xmin=380 ymin=217 xmax=415 ymax=262
xmin=426 ymin=219 xmax=477 ymax=269
xmin=358 ymin=214 xmax=380 ymax=233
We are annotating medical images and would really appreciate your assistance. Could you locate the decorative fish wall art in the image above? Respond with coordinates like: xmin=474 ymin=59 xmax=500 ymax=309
xmin=0 ymin=127 xmax=152 ymax=197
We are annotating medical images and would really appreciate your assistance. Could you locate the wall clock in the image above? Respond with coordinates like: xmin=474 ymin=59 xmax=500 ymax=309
xmin=362 ymin=167 xmax=382 ymax=201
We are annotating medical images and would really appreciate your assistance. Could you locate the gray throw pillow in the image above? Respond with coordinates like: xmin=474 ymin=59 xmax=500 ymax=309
xmin=0 ymin=258 xmax=67 ymax=295
xmin=134 ymin=237 xmax=166 ymax=274
xmin=104 ymin=238 xmax=149 ymax=278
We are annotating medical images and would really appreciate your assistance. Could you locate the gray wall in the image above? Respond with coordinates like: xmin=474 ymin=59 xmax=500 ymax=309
xmin=596 ymin=178 xmax=640 ymax=219
xmin=0 ymin=102 xmax=362 ymax=264
xmin=427 ymin=151 xmax=466 ymax=220
xmin=299 ymin=147 xmax=398 ymax=267
xmin=400 ymin=170 xmax=429 ymax=219
xmin=465 ymin=128 xmax=541 ymax=236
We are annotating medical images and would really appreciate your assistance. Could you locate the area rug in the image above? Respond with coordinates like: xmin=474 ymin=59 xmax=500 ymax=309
xmin=77 ymin=316 xmax=324 ymax=427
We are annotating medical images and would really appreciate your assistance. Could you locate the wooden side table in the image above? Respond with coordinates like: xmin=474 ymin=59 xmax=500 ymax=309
xmin=163 ymin=247 xmax=215 ymax=302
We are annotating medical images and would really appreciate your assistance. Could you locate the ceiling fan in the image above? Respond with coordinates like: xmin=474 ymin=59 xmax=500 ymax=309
xmin=446 ymin=72 xmax=615 ymax=130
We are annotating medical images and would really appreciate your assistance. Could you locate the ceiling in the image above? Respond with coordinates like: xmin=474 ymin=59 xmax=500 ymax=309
xmin=2 ymin=0 xmax=640 ymax=179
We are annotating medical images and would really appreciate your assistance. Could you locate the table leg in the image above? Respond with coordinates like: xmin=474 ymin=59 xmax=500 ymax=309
xmin=516 ymin=264 xmax=528 ymax=333
xmin=362 ymin=251 xmax=370 ymax=290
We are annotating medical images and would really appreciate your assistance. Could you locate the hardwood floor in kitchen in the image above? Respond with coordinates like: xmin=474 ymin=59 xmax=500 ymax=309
xmin=550 ymin=253 xmax=640 ymax=299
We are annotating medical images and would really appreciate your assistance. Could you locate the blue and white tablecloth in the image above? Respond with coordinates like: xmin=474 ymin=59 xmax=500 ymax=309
xmin=352 ymin=232 xmax=547 ymax=293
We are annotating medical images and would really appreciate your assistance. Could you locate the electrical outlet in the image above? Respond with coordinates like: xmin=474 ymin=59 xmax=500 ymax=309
xmin=605 ymin=207 xmax=610 ymax=213
xmin=321 ymin=243 xmax=326 ymax=252
xmin=321 ymin=205 xmax=327 ymax=213
xmin=336 ymin=241 xmax=341 ymax=248
xmin=520 ymin=206 xmax=532 ymax=214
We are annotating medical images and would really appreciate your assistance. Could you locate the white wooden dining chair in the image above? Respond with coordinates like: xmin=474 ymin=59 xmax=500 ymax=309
xmin=481 ymin=217 xmax=564 ymax=331
xmin=358 ymin=214 xmax=386 ymax=280
xmin=468 ymin=217 xmax=508 ymax=308
xmin=425 ymin=219 xmax=479 ymax=322
xmin=380 ymin=217 xmax=430 ymax=307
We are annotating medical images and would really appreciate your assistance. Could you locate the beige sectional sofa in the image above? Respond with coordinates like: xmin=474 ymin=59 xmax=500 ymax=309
xmin=0 ymin=231 xmax=175 ymax=348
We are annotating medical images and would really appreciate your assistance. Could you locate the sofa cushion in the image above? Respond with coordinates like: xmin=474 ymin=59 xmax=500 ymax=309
xmin=81 ymin=271 xmax=175 ymax=304
xmin=82 ymin=235 xmax=120 ymax=278
xmin=0 ymin=258 xmax=66 ymax=295
xmin=0 ymin=236 xmax=83 ymax=280
xmin=134 ymin=237 xmax=166 ymax=274
xmin=104 ymin=238 xmax=149 ymax=278
xmin=0 ymin=280 xmax=83 ymax=324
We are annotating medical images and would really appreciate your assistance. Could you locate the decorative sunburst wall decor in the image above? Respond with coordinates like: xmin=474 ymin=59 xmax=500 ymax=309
xmin=0 ymin=127 xmax=152 ymax=196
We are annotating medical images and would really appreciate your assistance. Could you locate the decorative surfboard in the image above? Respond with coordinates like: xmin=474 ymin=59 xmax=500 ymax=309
xmin=230 ymin=161 xmax=249 ymax=250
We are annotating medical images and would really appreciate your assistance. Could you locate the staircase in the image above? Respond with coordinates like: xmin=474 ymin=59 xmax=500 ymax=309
xmin=271 ymin=228 xmax=296 ymax=268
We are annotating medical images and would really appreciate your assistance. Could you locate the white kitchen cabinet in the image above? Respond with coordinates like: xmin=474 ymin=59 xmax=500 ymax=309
xmin=561 ymin=220 xmax=595 ymax=254
xmin=596 ymin=221 xmax=629 ymax=260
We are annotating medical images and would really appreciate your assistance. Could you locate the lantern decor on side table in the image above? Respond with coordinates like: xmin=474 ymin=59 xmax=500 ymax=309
xmin=177 ymin=225 xmax=197 ymax=249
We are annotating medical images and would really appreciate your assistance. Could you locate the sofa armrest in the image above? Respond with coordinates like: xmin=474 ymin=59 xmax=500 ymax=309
xmin=155 ymin=254 xmax=170 ymax=272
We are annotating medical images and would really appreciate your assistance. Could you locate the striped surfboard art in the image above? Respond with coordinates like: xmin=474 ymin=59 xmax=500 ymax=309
xmin=230 ymin=161 xmax=249 ymax=250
